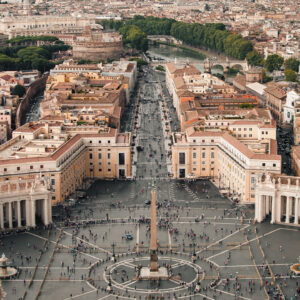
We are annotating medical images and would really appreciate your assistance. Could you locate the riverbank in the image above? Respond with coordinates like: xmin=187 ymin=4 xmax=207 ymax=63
xmin=152 ymin=41 xmax=206 ymax=60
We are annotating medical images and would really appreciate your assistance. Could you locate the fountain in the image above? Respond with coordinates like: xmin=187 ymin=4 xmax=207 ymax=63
xmin=0 ymin=253 xmax=17 ymax=278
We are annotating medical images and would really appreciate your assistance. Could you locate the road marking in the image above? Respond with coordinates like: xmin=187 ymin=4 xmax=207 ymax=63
xmin=64 ymin=286 xmax=96 ymax=300
xmin=124 ymin=280 xmax=138 ymax=287
xmin=218 ymin=263 xmax=295 ymax=268
xmin=214 ymin=288 xmax=252 ymax=300
xmin=98 ymin=295 xmax=111 ymax=300
xmin=207 ymin=227 xmax=281 ymax=260
xmin=62 ymin=230 xmax=111 ymax=254
xmin=196 ymin=225 xmax=250 ymax=255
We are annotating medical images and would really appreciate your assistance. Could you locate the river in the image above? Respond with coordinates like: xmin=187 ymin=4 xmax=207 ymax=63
xmin=147 ymin=43 xmax=236 ymax=82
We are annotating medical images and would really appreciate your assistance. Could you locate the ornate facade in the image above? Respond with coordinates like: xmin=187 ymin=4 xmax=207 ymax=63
xmin=255 ymin=174 xmax=300 ymax=226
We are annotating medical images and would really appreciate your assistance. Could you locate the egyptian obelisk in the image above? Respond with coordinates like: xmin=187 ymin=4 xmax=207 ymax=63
xmin=149 ymin=189 xmax=159 ymax=272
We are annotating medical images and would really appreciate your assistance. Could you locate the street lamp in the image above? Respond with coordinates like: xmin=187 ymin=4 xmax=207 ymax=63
xmin=111 ymin=242 xmax=116 ymax=262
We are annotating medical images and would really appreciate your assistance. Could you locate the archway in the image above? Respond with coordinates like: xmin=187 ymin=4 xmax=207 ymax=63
xmin=231 ymin=64 xmax=243 ymax=71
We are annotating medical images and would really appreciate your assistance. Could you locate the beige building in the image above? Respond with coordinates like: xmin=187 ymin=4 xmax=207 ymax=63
xmin=0 ymin=15 xmax=94 ymax=39
xmin=255 ymin=174 xmax=300 ymax=226
xmin=172 ymin=128 xmax=281 ymax=203
xmin=0 ymin=121 xmax=131 ymax=229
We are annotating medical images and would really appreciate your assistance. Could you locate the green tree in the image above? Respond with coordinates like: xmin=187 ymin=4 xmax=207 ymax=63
xmin=246 ymin=51 xmax=264 ymax=66
xmin=265 ymin=54 xmax=284 ymax=72
xmin=11 ymin=84 xmax=26 ymax=97
xmin=284 ymin=69 xmax=297 ymax=82
xmin=262 ymin=69 xmax=272 ymax=83
xmin=284 ymin=57 xmax=299 ymax=72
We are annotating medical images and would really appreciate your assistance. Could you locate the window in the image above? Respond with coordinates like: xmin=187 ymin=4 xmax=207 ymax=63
xmin=202 ymin=168 xmax=205 ymax=171
xmin=3 ymin=168 xmax=6 ymax=172
xmin=262 ymin=163 xmax=265 ymax=166
xmin=193 ymin=168 xmax=196 ymax=171
xmin=249 ymin=134 xmax=252 ymax=137
xmin=211 ymin=139 xmax=214 ymax=142
xmin=262 ymin=131 xmax=264 ymax=134
xmin=202 ymin=140 xmax=205 ymax=143
xmin=211 ymin=167 xmax=214 ymax=170
xmin=119 ymin=153 xmax=125 ymax=165
xmin=251 ymin=194 xmax=255 ymax=198
xmin=99 ymin=140 xmax=101 ymax=144
xmin=202 ymin=152 xmax=205 ymax=158
xmin=273 ymin=163 xmax=276 ymax=167
xmin=90 ymin=168 xmax=93 ymax=172
xmin=89 ymin=153 xmax=93 ymax=159
xmin=90 ymin=140 xmax=92 ymax=144
xmin=211 ymin=152 xmax=214 ymax=158
xmin=233 ymin=128 xmax=236 ymax=131
xmin=99 ymin=169 xmax=102 ymax=172
xmin=107 ymin=153 xmax=111 ymax=159
xmin=17 ymin=167 xmax=20 ymax=171
xmin=90 ymin=162 xmax=93 ymax=166
xmin=98 ymin=153 xmax=102 ymax=159
xmin=244 ymin=134 xmax=247 ymax=137
xmin=202 ymin=161 xmax=205 ymax=165
xmin=108 ymin=168 xmax=111 ymax=172
xmin=244 ymin=128 xmax=247 ymax=131
xmin=238 ymin=128 xmax=241 ymax=131
xmin=193 ymin=161 xmax=196 ymax=165
xmin=238 ymin=134 xmax=241 ymax=137
xmin=179 ymin=153 xmax=185 ymax=164
xmin=251 ymin=177 xmax=256 ymax=184
xmin=51 ymin=179 xmax=55 ymax=185
xmin=40 ymin=165 xmax=44 ymax=169
xmin=193 ymin=152 xmax=196 ymax=159
xmin=193 ymin=139 xmax=196 ymax=143
xmin=249 ymin=128 xmax=252 ymax=131
xmin=108 ymin=140 xmax=111 ymax=144
xmin=99 ymin=162 xmax=102 ymax=166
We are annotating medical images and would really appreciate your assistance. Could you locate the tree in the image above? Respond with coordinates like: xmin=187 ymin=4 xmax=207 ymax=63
xmin=246 ymin=51 xmax=264 ymax=66
xmin=11 ymin=84 xmax=26 ymax=97
xmin=284 ymin=58 xmax=299 ymax=72
xmin=262 ymin=69 xmax=272 ymax=83
xmin=284 ymin=69 xmax=297 ymax=82
xmin=265 ymin=54 xmax=284 ymax=72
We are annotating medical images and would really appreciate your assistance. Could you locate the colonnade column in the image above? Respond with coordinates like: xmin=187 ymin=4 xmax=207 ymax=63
xmin=295 ymin=198 xmax=299 ymax=225
xmin=286 ymin=196 xmax=291 ymax=224
xmin=43 ymin=198 xmax=49 ymax=226
xmin=17 ymin=201 xmax=21 ymax=227
xmin=26 ymin=199 xmax=31 ymax=227
xmin=266 ymin=196 xmax=270 ymax=215
xmin=31 ymin=200 xmax=36 ymax=227
xmin=0 ymin=203 xmax=3 ymax=228
xmin=7 ymin=202 xmax=12 ymax=229
xmin=271 ymin=195 xmax=276 ymax=224
xmin=256 ymin=194 xmax=264 ymax=222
